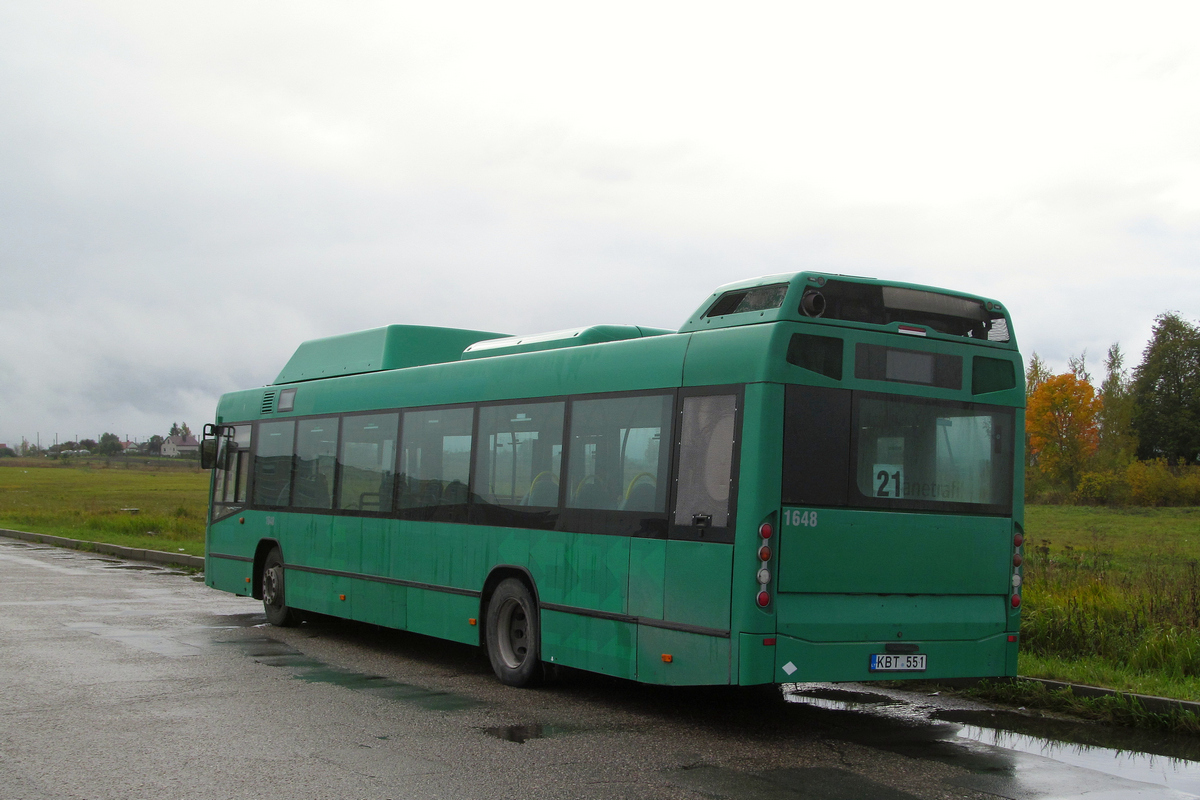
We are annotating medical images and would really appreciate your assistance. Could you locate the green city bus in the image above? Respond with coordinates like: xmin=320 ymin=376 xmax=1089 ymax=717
xmin=203 ymin=272 xmax=1025 ymax=687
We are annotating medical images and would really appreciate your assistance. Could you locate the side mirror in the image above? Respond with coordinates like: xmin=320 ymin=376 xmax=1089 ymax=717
xmin=200 ymin=423 xmax=219 ymax=470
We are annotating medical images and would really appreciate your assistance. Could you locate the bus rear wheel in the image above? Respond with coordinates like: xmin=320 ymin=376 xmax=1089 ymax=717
xmin=486 ymin=578 xmax=542 ymax=687
xmin=262 ymin=548 xmax=299 ymax=627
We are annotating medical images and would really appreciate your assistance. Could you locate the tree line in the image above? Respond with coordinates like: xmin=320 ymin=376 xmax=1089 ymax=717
xmin=1026 ymin=312 xmax=1200 ymax=505
xmin=0 ymin=422 xmax=194 ymax=458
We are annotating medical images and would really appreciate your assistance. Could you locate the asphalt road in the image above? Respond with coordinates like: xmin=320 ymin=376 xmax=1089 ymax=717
xmin=2 ymin=538 xmax=1198 ymax=800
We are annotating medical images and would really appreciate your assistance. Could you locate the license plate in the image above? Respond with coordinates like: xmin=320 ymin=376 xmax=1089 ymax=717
xmin=870 ymin=653 xmax=927 ymax=672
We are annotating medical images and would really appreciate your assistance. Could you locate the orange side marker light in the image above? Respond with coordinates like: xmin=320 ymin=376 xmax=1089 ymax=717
xmin=468 ymin=618 xmax=477 ymax=626
xmin=661 ymin=654 xmax=673 ymax=663
xmin=339 ymin=594 xmax=346 ymax=601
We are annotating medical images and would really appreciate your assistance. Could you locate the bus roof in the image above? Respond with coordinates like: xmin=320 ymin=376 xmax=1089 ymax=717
xmin=678 ymin=272 xmax=1013 ymax=345
xmin=270 ymin=272 xmax=1015 ymax=387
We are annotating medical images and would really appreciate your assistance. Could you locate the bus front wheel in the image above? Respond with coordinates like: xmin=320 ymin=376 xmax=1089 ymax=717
xmin=262 ymin=548 xmax=299 ymax=627
xmin=486 ymin=578 xmax=542 ymax=687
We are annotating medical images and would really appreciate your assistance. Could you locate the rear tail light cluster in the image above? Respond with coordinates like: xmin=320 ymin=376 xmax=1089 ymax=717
xmin=756 ymin=521 xmax=773 ymax=608
xmin=1010 ymin=528 xmax=1024 ymax=608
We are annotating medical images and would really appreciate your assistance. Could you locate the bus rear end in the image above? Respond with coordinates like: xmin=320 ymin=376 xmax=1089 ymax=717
xmin=756 ymin=277 xmax=1024 ymax=683
xmin=775 ymin=381 xmax=1022 ymax=682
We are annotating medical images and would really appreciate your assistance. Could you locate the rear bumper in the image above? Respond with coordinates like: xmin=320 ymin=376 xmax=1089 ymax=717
xmin=772 ymin=630 xmax=1017 ymax=683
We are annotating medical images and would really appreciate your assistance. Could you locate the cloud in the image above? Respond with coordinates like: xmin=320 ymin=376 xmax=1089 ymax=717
xmin=2 ymin=1 xmax=1200 ymax=443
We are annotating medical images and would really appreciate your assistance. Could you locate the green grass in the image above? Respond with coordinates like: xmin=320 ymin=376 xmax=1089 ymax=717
xmin=1021 ymin=505 xmax=1200 ymax=702
xmin=1025 ymin=505 xmax=1200 ymax=564
xmin=1019 ymin=652 xmax=1200 ymax=702
xmin=0 ymin=460 xmax=209 ymax=556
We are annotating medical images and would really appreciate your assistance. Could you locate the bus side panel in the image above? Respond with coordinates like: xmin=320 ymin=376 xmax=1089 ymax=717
xmin=407 ymin=587 xmax=480 ymax=646
xmin=663 ymin=541 xmax=732 ymax=631
xmin=350 ymin=577 xmax=407 ymax=629
xmin=205 ymin=516 xmax=253 ymax=595
xmin=637 ymin=627 xmax=730 ymax=685
xmin=541 ymin=610 xmax=637 ymax=679
xmin=286 ymin=513 xmax=333 ymax=615
xmin=727 ymin=381 xmax=784 ymax=682
xmin=531 ymin=531 xmax=629 ymax=614
xmin=351 ymin=517 xmax=404 ymax=628
xmin=680 ymin=325 xmax=776 ymax=387
xmin=330 ymin=516 xmax=363 ymax=576
xmin=628 ymin=538 xmax=665 ymax=619
xmin=738 ymin=632 xmax=776 ymax=685
xmin=289 ymin=568 xmax=334 ymax=616
xmin=206 ymin=553 xmax=253 ymax=596
xmin=532 ymin=530 xmax=636 ymax=675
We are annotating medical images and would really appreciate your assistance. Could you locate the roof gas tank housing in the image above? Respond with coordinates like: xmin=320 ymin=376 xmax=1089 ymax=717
xmin=678 ymin=272 xmax=1015 ymax=347
xmin=274 ymin=325 xmax=510 ymax=384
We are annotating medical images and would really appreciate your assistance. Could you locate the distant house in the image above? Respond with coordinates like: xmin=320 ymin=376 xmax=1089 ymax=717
xmin=161 ymin=434 xmax=200 ymax=457
xmin=121 ymin=440 xmax=140 ymax=453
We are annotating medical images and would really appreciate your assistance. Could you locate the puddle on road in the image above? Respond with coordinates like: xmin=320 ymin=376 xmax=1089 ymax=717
xmin=785 ymin=683 xmax=1200 ymax=797
xmin=482 ymin=723 xmax=570 ymax=744
xmin=217 ymin=635 xmax=482 ymax=711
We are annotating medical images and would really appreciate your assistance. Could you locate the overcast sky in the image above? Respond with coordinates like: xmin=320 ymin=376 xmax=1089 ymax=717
xmin=2 ymin=1 xmax=1199 ymax=447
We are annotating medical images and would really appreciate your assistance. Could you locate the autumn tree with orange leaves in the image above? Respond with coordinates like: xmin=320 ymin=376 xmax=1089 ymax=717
xmin=1026 ymin=371 xmax=1102 ymax=491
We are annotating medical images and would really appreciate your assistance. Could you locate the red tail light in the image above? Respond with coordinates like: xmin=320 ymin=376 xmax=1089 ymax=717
xmin=758 ymin=545 xmax=772 ymax=562
xmin=1013 ymin=533 xmax=1024 ymax=548
xmin=756 ymin=591 xmax=771 ymax=608
xmin=759 ymin=522 xmax=773 ymax=539
xmin=1011 ymin=593 xmax=1021 ymax=608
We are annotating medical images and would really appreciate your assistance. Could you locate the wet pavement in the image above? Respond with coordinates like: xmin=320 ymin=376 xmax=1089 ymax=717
xmin=1 ymin=537 xmax=1198 ymax=799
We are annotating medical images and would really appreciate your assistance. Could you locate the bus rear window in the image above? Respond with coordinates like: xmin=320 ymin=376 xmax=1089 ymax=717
xmin=783 ymin=386 xmax=1014 ymax=514
xmin=853 ymin=394 xmax=1013 ymax=511
xmin=705 ymin=283 xmax=789 ymax=317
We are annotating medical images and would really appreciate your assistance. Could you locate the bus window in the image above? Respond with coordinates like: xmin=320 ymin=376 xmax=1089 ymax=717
xmin=253 ymin=420 xmax=296 ymax=507
xmin=852 ymin=394 xmax=1013 ymax=511
xmin=475 ymin=401 xmax=564 ymax=507
xmin=292 ymin=417 xmax=339 ymax=510
xmin=212 ymin=425 xmax=251 ymax=516
xmin=337 ymin=413 xmax=399 ymax=512
xmin=566 ymin=394 xmax=671 ymax=512
xmin=781 ymin=384 xmax=852 ymax=507
xmin=674 ymin=394 xmax=737 ymax=528
xmin=398 ymin=407 xmax=474 ymax=511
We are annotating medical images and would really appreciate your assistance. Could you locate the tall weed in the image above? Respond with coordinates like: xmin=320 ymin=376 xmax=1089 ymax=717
xmin=1023 ymin=533 xmax=1200 ymax=680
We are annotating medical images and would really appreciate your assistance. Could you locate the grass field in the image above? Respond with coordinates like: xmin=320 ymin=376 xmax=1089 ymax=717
xmin=2 ymin=461 xmax=1197 ymax=706
xmin=1020 ymin=505 xmax=1200 ymax=703
xmin=0 ymin=459 xmax=209 ymax=556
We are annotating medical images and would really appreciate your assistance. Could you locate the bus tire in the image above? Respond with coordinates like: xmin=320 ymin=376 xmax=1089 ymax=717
xmin=262 ymin=548 xmax=299 ymax=627
xmin=485 ymin=578 xmax=542 ymax=687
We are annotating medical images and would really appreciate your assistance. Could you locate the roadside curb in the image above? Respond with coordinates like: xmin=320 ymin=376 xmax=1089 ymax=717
xmin=1015 ymin=676 xmax=1200 ymax=719
xmin=0 ymin=528 xmax=204 ymax=570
